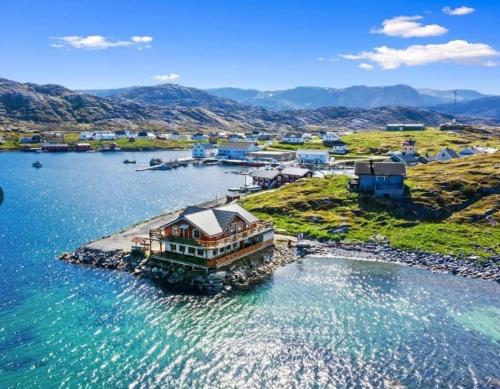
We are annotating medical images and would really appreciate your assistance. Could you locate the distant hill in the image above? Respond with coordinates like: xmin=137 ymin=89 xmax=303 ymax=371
xmin=432 ymin=96 xmax=500 ymax=120
xmin=206 ymin=85 xmax=490 ymax=110
xmin=0 ymin=78 xmax=460 ymax=131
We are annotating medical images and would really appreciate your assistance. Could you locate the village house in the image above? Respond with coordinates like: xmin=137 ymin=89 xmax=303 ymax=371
xmin=458 ymin=146 xmax=482 ymax=157
xmin=402 ymin=139 xmax=417 ymax=154
xmin=302 ymin=133 xmax=312 ymax=141
xmin=208 ymin=132 xmax=219 ymax=143
xmin=148 ymin=203 xmax=274 ymax=269
xmin=386 ymin=123 xmax=425 ymax=131
xmin=137 ymin=130 xmax=156 ymax=139
xmin=434 ymin=147 xmax=460 ymax=162
xmin=251 ymin=169 xmax=283 ymax=189
xmin=387 ymin=139 xmax=428 ymax=165
xmin=218 ymin=142 xmax=259 ymax=160
xmin=258 ymin=132 xmax=273 ymax=141
xmin=75 ymin=143 xmax=91 ymax=152
xmin=192 ymin=143 xmax=218 ymax=159
xmin=192 ymin=132 xmax=206 ymax=141
xmin=322 ymin=132 xmax=340 ymax=146
xmin=296 ymin=149 xmax=330 ymax=165
xmin=19 ymin=135 xmax=42 ymax=144
xmin=247 ymin=150 xmax=296 ymax=162
xmin=281 ymin=133 xmax=304 ymax=144
xmin=351 ymin=161 xmax=406 ymax=198
xmin=170 ymin=131 xmax=181 ymax=141
xmin=281 ymin=167 xmax=313 ymax=182
xmin=228 ymin=132 xmax=245 ymax=142
xmin=330 ymin=139 xmax=348 ymax=154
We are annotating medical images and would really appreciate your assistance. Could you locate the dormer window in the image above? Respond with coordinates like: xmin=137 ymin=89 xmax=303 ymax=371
xmin=172 ymin=226 xmax=180 ymax=236
xmin=193 ymin=229 xmax=200 ymax=239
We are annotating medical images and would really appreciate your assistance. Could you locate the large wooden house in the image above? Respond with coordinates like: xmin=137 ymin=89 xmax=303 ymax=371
xmin=149 ymin=203 xmax=274 ymax=269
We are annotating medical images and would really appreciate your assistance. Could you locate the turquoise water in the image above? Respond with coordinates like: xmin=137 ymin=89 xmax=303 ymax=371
xmin=0 ymin=151 xmax=499 ymax=388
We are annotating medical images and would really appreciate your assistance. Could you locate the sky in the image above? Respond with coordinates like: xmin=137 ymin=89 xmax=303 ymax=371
xmin=1 ymin=0 xmax=499 ymax=93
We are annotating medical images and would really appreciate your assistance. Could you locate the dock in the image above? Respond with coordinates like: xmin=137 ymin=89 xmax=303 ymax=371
xmin=136 ymin=157 xmax=194 ymax=172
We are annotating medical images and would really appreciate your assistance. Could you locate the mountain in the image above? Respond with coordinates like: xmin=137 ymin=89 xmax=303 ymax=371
xmin=432 ymin=97 xmax=500 ymax=120
xmin=206 ymin=85 xmax=489 ymax=110
xmin=0 ymin=78 xmax=459 ymax=131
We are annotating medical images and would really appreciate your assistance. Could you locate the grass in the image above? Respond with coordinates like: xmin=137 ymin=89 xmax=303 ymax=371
xmin=264 ymin=128 xmax=500 ymax=157
xmin=0 ymin=131 xmax=197 ymax=151
xmin=241 ymin=153 xmax=500 ymax=259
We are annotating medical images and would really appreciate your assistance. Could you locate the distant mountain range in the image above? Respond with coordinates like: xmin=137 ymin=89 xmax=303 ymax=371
xmin=0 ymin=78 xmax=490 ymax=131
xmin=432 ymin=97 xmax=500 ymax=120
xmin=206 ymin=85 xmax=489 ymax=110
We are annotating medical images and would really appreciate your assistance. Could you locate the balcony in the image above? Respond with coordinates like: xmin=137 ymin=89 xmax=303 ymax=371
xmin=152 ymin=221 xmax=273 ymax=249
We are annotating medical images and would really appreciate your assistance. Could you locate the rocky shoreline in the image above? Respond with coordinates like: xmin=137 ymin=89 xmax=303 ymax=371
xmin=59 ymin=239 xmax=499 ymax=295
xmin=59 ymin=242 xmax=300 ymax=294
xmin=297 ymin=240 xmax=499 ymax=282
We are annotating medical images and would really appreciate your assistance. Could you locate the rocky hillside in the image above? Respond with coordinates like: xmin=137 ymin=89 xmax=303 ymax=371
xmin=432 ymin=96 xmax=500 ymax=120
xmin=207 ymin=85 xmax=489 ymax=110
xmin=1 ymin=78 xmax=458 ymax=131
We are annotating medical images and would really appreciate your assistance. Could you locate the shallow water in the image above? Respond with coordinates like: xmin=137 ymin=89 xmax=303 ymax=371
xmin=0 ymin=151 xmax=499 ymax=388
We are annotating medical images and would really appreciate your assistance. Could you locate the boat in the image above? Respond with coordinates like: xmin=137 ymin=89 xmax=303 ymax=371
xmin=150 ymin=158 xmax=163 ymax=166
xmin=98 ymin=143 xmax=121 ymax=152
xmin=228 ymin=187 xmax=241 ymax=192
xmin=32 ymin=161 xmax=42 ymax=168
xmin=123 ymin=159 xmax=136 ymax=164
xmin=240 ymin=185 xmax=261 ymax=193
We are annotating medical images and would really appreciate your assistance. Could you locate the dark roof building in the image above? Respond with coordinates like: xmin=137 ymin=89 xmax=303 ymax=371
xmin=353 ymin=161 xmax=406 ymax=198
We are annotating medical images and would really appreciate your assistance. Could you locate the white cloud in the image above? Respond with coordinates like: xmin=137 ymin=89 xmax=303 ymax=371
xmin=359 ymin=63 xmax=374 ymax=71
xmin=317 ymin=57 xmax=325 ymax=61
xmin=152 ymin=73 xmax=180 ymax=83
xmin=442 ymin=6 xmax=475 ymax=16
xmin=341 ymin=40 xmax=499 ymax=69
xmin=131 ymin=35 xmax=153 ymax=43
xmin=371 ymin=15 xmax=448 ymax=38
xmin=51 ymin=35 xmax=153 ymax=50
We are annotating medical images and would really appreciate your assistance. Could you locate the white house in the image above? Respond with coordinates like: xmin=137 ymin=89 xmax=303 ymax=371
xmin=434 ymin=147 xmax=460 ymax=162
xmin=218 ymin=142 xmax=260 ymax=160
xmin=281 ymin=133 xmax=304 ymax=144
xmin=402 ymin=139 xmax=417 ymax=155
xmin=170 ymin=131 xmax=180 ymax=141
xmin=228 ymin=133 xmax=245 ymax=142
xmin=296 ymin=149 xmax=330 ymax=165
xmin=137 ymin=130 xmax=156 ymax=139
xmin=79 ymin=131 xmax=93 ymax=140
xmin=322 ymin=132 xmax=340 ymax=142
xmin=330 ymin=140 xmax=348 ymax=154
xmin=302 ymin=132 xmax=312 ymax=141
xmin=192 ymin=143 xmax=218 ymax=159
xmin=192 ymin=132 xmax=207 ymax=141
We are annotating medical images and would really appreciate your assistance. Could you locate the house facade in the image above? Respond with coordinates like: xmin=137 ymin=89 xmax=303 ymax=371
xmin=218 ymin=142 xmax=259 ymax=160
xmin=281 ymin=133 xmax=304 ymax=144
xmin=296 ymin=149 xmax=330 ymax=165
xmin=281 ymin=167 xmax=313 ymax=182
xmin=149 ymin=203 xmax=274 ymax=269
xmin=251 ymin=169 xmax=283 ymax=189
xmin=330 ymin=140 xmax=348 ymax=154
xmin=402 ymin=139 xmax=417 ymax=154
xmin=351 ymin=161 xmax=406 ymax=198
xmin=386 ymin=123 xmax=425 ymax=131
xmin=434 ymin=147 xmax=459 ymax=162
xmin=192 ymin=143 xmax=218 ymax=158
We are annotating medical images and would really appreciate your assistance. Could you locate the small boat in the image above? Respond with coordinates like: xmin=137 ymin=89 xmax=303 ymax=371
xmin=32 ymin=161 xmax=42 ymax=168
xmin=123 ymin=159 xmax=136 ymax=164
xmin=150 ymin=158 xmax=163 ymax=166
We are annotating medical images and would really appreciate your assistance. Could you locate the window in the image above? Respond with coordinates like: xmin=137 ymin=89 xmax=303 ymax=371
xmin=179 ymin=245 xmax=185 ymax=253
xmin=193 ymin=229 xmax=200 ymax=239
xmin=220 ymin=247 xmax=225 ymax=253
xmin=197 ymin=249 xmax=204 ymax=256
xmin=226 ymin=245 xmax=232 ymax=252
xmin=213 ymin=248 xmax=218 ymax=255
xmin=172 ymin=226 xmax=180 ymax=236
xmin=188 ymin=247 xmax=195 ymax=254
xmin=232 ymin=242 xmax=239 ymax=249
xmin=169 ymin=243 xmax=177 ymax=251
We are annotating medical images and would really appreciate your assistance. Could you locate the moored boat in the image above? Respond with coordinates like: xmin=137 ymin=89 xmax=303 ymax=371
xmin=32 ymin=161 xmax=42 ymax=168
xmin=123 ymin=159 xmax=136 ymax=164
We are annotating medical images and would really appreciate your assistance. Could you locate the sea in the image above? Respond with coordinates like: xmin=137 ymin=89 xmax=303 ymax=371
xmin=0 ymin=150 xmax=499 ymax=388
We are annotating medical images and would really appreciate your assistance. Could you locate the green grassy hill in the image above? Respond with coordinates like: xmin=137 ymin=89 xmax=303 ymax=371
xmin=242 ymin=153 xmax=500 ymax=259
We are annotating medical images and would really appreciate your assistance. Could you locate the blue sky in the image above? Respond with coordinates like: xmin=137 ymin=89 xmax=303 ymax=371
xmin=1 ymin=0 xmax=499 ymax=93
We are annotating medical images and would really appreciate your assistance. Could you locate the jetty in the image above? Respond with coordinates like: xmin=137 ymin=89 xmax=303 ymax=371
xmin=136 ymin=157 xmax=194 ymax=171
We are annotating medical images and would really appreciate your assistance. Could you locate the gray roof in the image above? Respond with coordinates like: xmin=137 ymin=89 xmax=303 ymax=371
xmin=251 ymin=169 xmax=282 ymax=180
xmin=169 ymin=203 xmax=258 ymax=237
xmin=355 ymin=162 xmax=406 ymax=176
xmin=194 ymin=143 xmax=217 ymax=149
xmin=281 ymin=167 xmax=311 ymax=177
xmin=219 ymin=142 xmax=255 ymax=150
xmin=440 ymin=148 xmax=460 ymax=158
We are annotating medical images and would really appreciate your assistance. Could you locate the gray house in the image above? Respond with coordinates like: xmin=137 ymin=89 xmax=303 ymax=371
xmin=352 ymin=161 xmax=406 ymax=198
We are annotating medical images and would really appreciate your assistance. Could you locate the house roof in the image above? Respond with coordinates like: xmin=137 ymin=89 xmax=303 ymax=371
xmin=251 ymin=169 xmax=282 ymax=180
xmin=355 ymin=162 xmax=406 ymax=176
xmin=219 ymin=142 xmax=255 ymax=150
xmin=168 ymin=203 xmax=258 ymax=237
xmin=194 ymin=143 xmax=217 ymax=149
xmin=281 ymin=167 xmax=311 ymax=177
xmin=438 ymin=148 xmax=460 ymax=158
